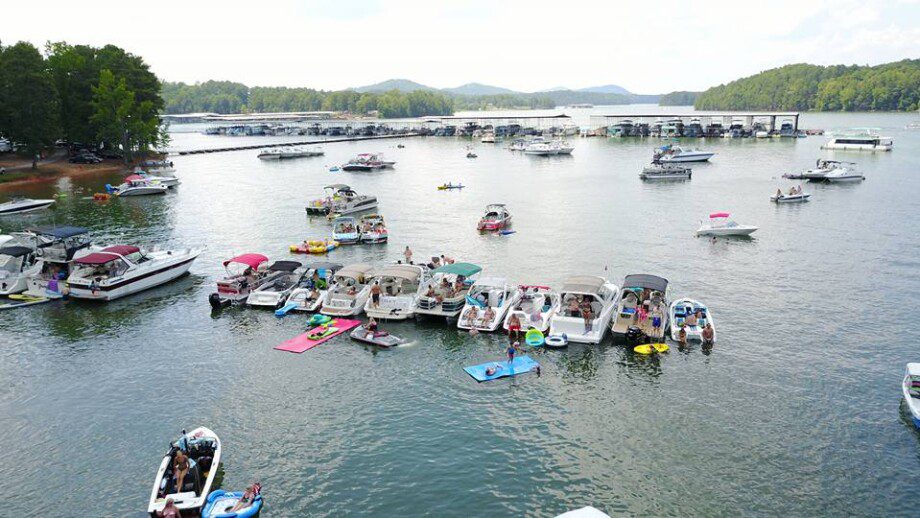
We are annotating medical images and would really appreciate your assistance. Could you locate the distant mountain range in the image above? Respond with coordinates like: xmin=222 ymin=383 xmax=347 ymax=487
xmin=353 ymin=79 xmax=635 ymax=97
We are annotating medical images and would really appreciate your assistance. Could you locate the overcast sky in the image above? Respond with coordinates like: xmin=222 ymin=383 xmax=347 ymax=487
xmin=4 ymin=0 xmax=918 ymax=93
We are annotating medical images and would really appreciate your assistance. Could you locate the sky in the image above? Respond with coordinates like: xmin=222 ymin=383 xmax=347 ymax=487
xmin=3 ymin=0 xmax=919 ymax=93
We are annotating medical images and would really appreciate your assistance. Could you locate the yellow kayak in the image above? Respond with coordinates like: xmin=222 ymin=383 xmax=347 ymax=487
xmin=634 ymin=343 xmax=669 ymax=355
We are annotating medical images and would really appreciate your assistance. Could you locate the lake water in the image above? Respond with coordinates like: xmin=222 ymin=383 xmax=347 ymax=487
xmin=1 ymin=107 xmax=919 ymax=516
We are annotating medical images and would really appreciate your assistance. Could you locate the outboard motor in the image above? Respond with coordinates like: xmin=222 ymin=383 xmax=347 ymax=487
xmin=626 ymin=326 xmax=645 ymax=346
xmin=104 ymin=183 xmax=115 ymax=194
xmin=209 ymin=293 xmax=228 ymax=309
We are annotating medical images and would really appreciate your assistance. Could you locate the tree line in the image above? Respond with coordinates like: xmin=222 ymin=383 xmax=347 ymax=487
xmin=695 ymin=59 xmax=920 ymax=111
xmin=0 ymin=41 xmax=165 ymax=165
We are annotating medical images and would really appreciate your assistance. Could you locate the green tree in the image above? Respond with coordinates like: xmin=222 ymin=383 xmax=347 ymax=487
xmin=0 ymin=42 xmax=60 ymax=167
xmin=91 ymin=69 xmax=165 ymax=162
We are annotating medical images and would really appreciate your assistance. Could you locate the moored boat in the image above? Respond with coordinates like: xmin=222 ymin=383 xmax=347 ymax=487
xmin=363 ymin=263 xmax=428 ymax=320
xmin=696 ymin=212 xmax=758 ymax=237
xmin=321 ymin=263 xmax=375 ymax=316
xmin=66 ymin=245 xmax=200 ymax=301
xmin=669 ymin=298 xmax=715 ymax=343
xmin=22 ymin=226 xmax=92 ymax=299
xmin=822 ymin=129 xmax=893 ymax=151
xmin=349 ymin=324 xmax=406 ymax=347
xmin=902 ymin=364 xmax=920 ymax=428
xmin=359 ymin=214 xmax=388 ymax=244
xmin=106 ymin=175 xmax=169 ymax=196
xmin=208 ymin=253 xmax=271 ymax=308
xmin=477 ymin=203 xmax=512 ymax=231
xmin=640 ymin=163 xmax=692 ymax=180
xmin=414 ymin=262 xmax=482 ymax=319
xmin=524 ymin=139 xmax=574 ymax=156
xmin=548 ymin=275 xmax=620 ymax=344
xmin=245 ymin=260 xmax=304 ymax=308
xmin=332 ymin=216 xmax=360 ymax=245
xmin=771 ymin=190 xmax=811 ymax=203
xmin=341 ymin=153 xmax=395 ymax=171
xmin=0 ymin=242 xmax=40 ymax=295
xmin=147 ymin=427 xmax=221 ymax=517
xmin=305 ymin=184 xmax=378 ymax=216
xmin=656 ymin=145 xmax=714 ymax=163
xmin=284 ymin=261 xmax=342 ymax=312
xmin=610 ymin=274 xmax=670 ymax=341
xmin=258 ymin=146 xmax=323 ymax=160
xmin=502 ymin=285 xmax=561 ymax=334
xmin=0 ymin=197 xmax=55 ymax=215
xmin=457 ymin=276 xmax=513 ymax=332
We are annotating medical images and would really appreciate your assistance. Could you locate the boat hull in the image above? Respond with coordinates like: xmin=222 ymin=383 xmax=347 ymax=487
xmin=771 ymin=194 xmax=810 ymax=203
xmin=697 ymin=227 xmax=758 ymax=237
xmin=68 ymin=253 xmax=199 ymax=301
xmin=660 ymin=153 xmax=713 ymax=163
xmin=0 ymin=199 xmax=55 ymax=214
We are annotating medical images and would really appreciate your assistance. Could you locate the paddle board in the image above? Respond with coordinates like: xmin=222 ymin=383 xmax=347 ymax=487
xmin=634 ymin=343 xmax=669 ymax=355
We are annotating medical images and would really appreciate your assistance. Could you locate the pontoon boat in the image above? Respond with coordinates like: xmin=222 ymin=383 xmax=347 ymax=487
xmin=258 ymin=146 xmax=324 ymax=160
xmin=640 ymin=163 xmax=692 ymax=180
xmin=21 ymin=226 xmax=92 ymax=298
xmin=209 ymin=253 xmax=272 ymax=308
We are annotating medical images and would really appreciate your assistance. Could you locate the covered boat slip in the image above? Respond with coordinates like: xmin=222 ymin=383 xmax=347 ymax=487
xmin=416 ymin=262 xmax=482 ymax=317
xmin=611 ymin=274 xmax=670 ymax=338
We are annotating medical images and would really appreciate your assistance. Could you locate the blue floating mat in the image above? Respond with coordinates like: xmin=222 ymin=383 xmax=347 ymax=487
xmin=275 ymin=302 xmax=298 ymax=317
xmin=464 ymin=355 xmax=539 ymax=382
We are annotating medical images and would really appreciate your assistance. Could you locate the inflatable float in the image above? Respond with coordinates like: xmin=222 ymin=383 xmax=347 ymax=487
xmin=544 ymin=333 xmax=568 ymax=349
xmin=201 ymin=489 xmax=263 ymax=518
xmin=525 ymin=328 xmax=545 ymax=347
xmin=290 ymin=240 xmax=339 ymax=254
xmin=633 ymin=343 xmax=669 ymax=355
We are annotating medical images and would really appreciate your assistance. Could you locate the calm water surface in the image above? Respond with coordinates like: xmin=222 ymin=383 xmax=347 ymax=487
xmin=1 ymin=108 xmax=919 ymax=516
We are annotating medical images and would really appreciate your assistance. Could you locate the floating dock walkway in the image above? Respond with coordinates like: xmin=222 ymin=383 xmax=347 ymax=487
xmin=175 ymin=133 xmax=419 ymax=155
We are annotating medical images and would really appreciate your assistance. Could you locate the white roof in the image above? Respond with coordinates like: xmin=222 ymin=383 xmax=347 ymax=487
xmin=908 ymin=363 xmax=920 ymax=376
xmin=473 ymin=276 xmax=507 ymax=288
xmin=555 ymin=507 xmax=611 ymax=518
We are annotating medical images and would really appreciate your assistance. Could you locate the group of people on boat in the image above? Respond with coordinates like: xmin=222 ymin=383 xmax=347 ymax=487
xmin=675 ymin=308 xmax=715 ymax=346
xmin=424 ymin=274 xmax=467 ymax=303
xmin=777 ymin=185 xmax=804 ymax=197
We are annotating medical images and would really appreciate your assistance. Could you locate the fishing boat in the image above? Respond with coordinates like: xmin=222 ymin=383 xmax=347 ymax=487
xmin=359 ymin=214 xmax=388 ymax=244
xmin=21 ymin=226 xmax=92 ymax=299
xmin=332 ymin=216 xmax=360 ymax=245
xmin=320 ymin=263 xmax=375 ymax=316
xmin=257 ymin=146 xmax=324 ymax=160
xmin=0 ymin=197 xmax=55 ymax=215
xmin=902 ymin=364 xmax=920 ymax=428
xmin=245 ymin=260 xmax=304 ymax=308
xmin=502 ymin=285 xmax=561 ymax=334
xmin=696 ymin=212 xmax=758 ymax=237
xmin=656 ymin=145 xmax=714 ymax=163
xmin=548 ymin=275 xmax=620 ymax=344
xmin=457 ymin=277 xmax=514 ymax=332
xmin=66 ymin=245 xmax=200 ymax=301
xmin=822 ymin=129 xmax=893 ymax=151
xmin=640 ymin=163 xmax=692 ymax=180
xmin=610 ymin=274 xmax=670 ymax=341
xmin=0 ymin=243 xmax=40 ymax=295
xmin=363 ymin=263 xmax=428 ymax=320
xmin=341 ymin=153 xmax=396 ymax=171
xmin=415 ymin=262 xmax=482 ymax=319
xmin=524 ymin=139 xmax=574 ymax=156
xmin=305 ymin=184 xmax=378 ymax=216
xmin=477 ymin=203 xmax=512 ymax=231
xmin=147 ymin=427 xmax=221 ymax=517
xmin=771 ymin=190 xmax=811 ymax=203
xmin=283 ymin=261 xmax=342 ymax=312
xmin=106 ymin=175 xmax=169 ymax=196
xmin=208 ymin=253 xmax=271 ymax=308
xmin=669 ymin=298 xmax=715 ymax=342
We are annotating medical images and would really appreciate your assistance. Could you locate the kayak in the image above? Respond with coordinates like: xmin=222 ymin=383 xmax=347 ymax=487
xmin=634 ymin=343 xmax=669 ymax=355
xmin=438 ymin=184 xmax=464 ymax=190
xmin=349 ymin=326 xmax=405 ymax=347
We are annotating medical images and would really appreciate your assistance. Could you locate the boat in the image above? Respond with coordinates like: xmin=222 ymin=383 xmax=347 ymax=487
xmin=139 ymin=159 xmax=175 ymax=174
xmin=0 ymin=243 xmax=40 ymax=295
xmin=656 ymin=145 xmax=714 ymax=163
xmin=284 ymin=261 xmax=342 ymax=312
xmin=457 ymin=277 xmax=514 ymax=332
xmin=0 ymin=197 xmax=55 ymax=215
xmin=208 ymin=253 xmax=271 ymax=308
xmin=548 ymin=275 xmax=620 ymax=344
xmin=822 ymin=129 xmax=893 ymax=151
xmin=332 ymin=216 xmax=360 ymax=245
xmin=502 ymin=285 xmax=561 ymax=334
xmin=696 ymin=212 xmax=758 ymax=237
xmin=902 ymin=364 xmax=920 ymax=428
xmin=258 ymin=146 xmax=324 ymax=160
xmin=477 ymin=203 xmax=512 ymax=231
xmin=245 ymin=260 xmax=304 ymax=308
xmin=508 ymin=137 xmax=538 ymax=151
xmin=21 ymin=226 xmax=92 ymax=299
xmin=66 ymin=245 xmax=201 ymax=301
xmin=669 ymin=298 xmax=715 ymax=343
xmin=771 ymin=190 xmax=811 ymax=203
xmin=363 ymin=263 xmax=428 ymax=320
xmin=610 ymin=274 xmax=671 ymax=341
xmin=524 ymin=139 xmax=574 ymax=156
xmin=305 ymin=184 xmax=378 ymax=216
xmin=481 ymin=132 xmax=496 ymax=143
xmin=359 ymin=214 xmax=388 ymax=244
xmin=415 ymin=262 xmax=482 ymax=319
xmin=106 ymin=175 xmax=169 ymax=196
xmin=147 ymin=427 xmax=221 ymax=517
xmin=320 ymin=263 xmax=375 ymax=316
xmin=341 ymin=153 xmax=395 ymax=171
xmin=437 ymin=183 xmax=464 ymax=190
xmin=349 ymin=325 xmax=406 ymax=347
xmin=640 ymin=163 xmax=692 ymax=180
xmin=824 ymin=167 xmax=865 ymax=183
xmin=790 ymin=159 xmax=861 ymax=182
xmin=132 ymin=167 xmax=179 ymax=187
xmin=201 ymin=487 xmax=263 ymax=518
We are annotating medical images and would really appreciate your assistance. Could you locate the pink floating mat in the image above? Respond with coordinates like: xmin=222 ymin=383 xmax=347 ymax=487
xmin=274 ymin=319 xmax=362 ymax=353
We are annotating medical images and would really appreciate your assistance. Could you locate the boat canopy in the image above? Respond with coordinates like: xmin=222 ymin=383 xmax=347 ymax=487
xmin=224 ymin=253 xmax=269 ymax=269
xmin=304 ymin=261 xmax=342 ymax=272
xmin=623 ymin=274 xmax=668 ymax=292
xmin=29 ymin=226 xmax=89 ymax=239
xmin=376 ymin=264 xmax=423 ymax=282
xmin=124 ymin=174 xmax=146 ymax=182
xmin=267 ymin=260 xmax=302 ymax=272
xmin=0 ymin=245 xmax=33 ymax=257
xmin=74 ymin=252 xmax=122 ymax=265
xmin=562 ymin=275 xmax=605 ymax=294
xmin=433 ymin=262 xmax=482 ymax=277
xmin=102 ymin=245 xmax=141 ymax=256
xmin=333 ymin=216 xmax=357 ymax=224
xmin=337 ymin=263 xmax=374 ymax=280
xmin=709 ymin=212 xmax=731 ymax=219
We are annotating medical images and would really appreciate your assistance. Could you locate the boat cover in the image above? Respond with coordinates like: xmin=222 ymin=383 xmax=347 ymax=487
xmin=623 ymin=274 xmax=668 ymax=292
xmin=562 ymin=276 xmax=605 ymax=294
xmin=376 ymin=264 xmax=423 ymax=281
xmin=74 ymin=252 xmax=122 ymax=264
xmin=0 ymin=246 xmax=33 ymax=257
xmin=433 ymin=262 xmax=482 ymax=277
xmin=337 ymin=263 xmax=374 ymax=280
xmin=268 ymin=260 xmax=302 ymax=272
xmin=224 ymin=253 xmax=269 ymax=268
xmin=464 ymin=355 xmax=540 ymax=382
xmin=102 ymin=245 xmax=141 ymax=255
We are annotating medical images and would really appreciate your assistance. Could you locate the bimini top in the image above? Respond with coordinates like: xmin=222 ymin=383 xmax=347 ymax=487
xmin=337 ymin=263 xmax=374 ymax=280
xmin=224 ymin=253 xmax=269 ymax=269
xmin=267 ymin=260 xmax=302 ymax=272
xmin=562 ymin=275 xmax=605 ymax=294
xmin=472 ymin=276 xmax=507 ymax=288
xmin=29 ymin=226 xmax=89 ymax=239
xmin=304 ymin=261 xmax=342 ymax=272
xmin=375 ymin=264 xmax=423 ymax=282
xmin=709 ymin=212 xmax=731 ymax=219
xmin=0 ymin=245 xmax=34 ymax=258
xmin=102 ymin=245 xmax=141 ymax=256
xmin=124 ymin=174 xmax=146 ymax=182
xmin=433 ymin=262 xmax=482 ymax=277
xmin=623 ymin=274 xmax=669 ymax=292
xmin=74 ymin=251 xmax=123 ymax=265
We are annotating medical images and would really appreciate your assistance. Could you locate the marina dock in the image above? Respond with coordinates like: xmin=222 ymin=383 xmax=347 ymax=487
xmin=590 ymin=112 xmax=802 ymax=138
xmin=175 ymin=133 xmax=420 ymax=155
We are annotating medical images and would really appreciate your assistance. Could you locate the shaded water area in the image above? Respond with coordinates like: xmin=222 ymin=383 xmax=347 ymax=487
xmin=1 ymin=108 xmax=919 ymax=516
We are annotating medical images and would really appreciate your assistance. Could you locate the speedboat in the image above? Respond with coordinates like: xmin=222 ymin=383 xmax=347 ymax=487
xmin=508 ymin=137 xmax=538 ymax=151
xmin=822 ymin=130 xmax=893 ymax=151
xmin=669 ymin=298 xmax=715 ymax=343
xmin=245 ymin=260 xmax=304 ymax=308
xmin=0 ymin=197 xmax=55 ymax=215
xmin=258 ymin=146 xmax=323 ymax=160
xmin=524 ymin=139 xmax=574 ymax=156
xmin=0 ymin=242 xmax=40 ymax=295
xmin=610 ymin=274 xmax=670 ymax=341
xmin=457 ymin=277 xmax=513 ymax=332
xmin=147 ymin=427 xmax=221 ymax=517
xmin=696 ymin=212 xmax=758 ymax=237
xmin=341 ymin=153 xmax=395 ymax=171
xmin=902 ymin=364 xmax=920 ymax=428
xmin=208 ymin=253 xmax=271 ymax=308
xmin=477 ymin=203 xmax=512 ymax=231
xmin=140 ymin=159 xmax=176 ymax=174
xmin=305 ymin=184 xmax=377 ymax=216
xmin=67 ymin=245 xmax=200 ymax=301
xmin=363 ymin=263 xmax=428 ymax=320
xmin=106 ymin=175 xmax=169 ymax=196
xmin=132 ymin=167 xmax=179 ymax=187
xmin=657 ymin=145 xmax=714 ymax=163
xmin=359 ymin=214 xmax=388 ymax=244
xmin=792 ymin=159 xmax=860 ymax=182
xmin=771 ymin=190 xmax=811 ymax=203
xmin=640 ymin=163 xmax=692 ymax=180
xmin=21 ymin=226 xmax=92 ymax=298
xmin=502 ymin=285 xmax=561 ymax=334
xmin=825 ymin=167 xmax=865 ymax=183
xmin=321 ymin=263 xmax=375 ymax=316
xmin=414 ymin=262 xmax=482 ymax=319
xmin=548 ymin=275 xmax=620 ymax=344
xmin=284 ymin=261 xmax=342 ymax=312
xmin=332 ymin=216 xmax=360 ymax=245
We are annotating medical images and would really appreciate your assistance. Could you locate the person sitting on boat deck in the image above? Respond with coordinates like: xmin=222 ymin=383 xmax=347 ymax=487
xmin=701 ymin=323 xmax=714 ymax=344
xmin=686 ymin=311 xmax=698 ymax=327
xmin=229 ymin=483 xmax=262 ymax=513
xmin=474 ymin=292 xmax=487 ymax=306
xmin=677 ymin=326 xmax=687 ymax=346
xmin=483 ymin=306 xmax=496 ymax=325
xmin=465 ymin=305 xmax=479 ymax=324
xmin=173 ymin=449 xmax=190 ymax=494
xmin=530 ymin=306 xmax=544 ymax=327
xmin=454 ymin=276 xmax=465 ymax=292
xmin=347 ymin=285 xmax=358 ymax=296
xmin=776 ymin=188 xmax=783 ymax=198
xmin=157 ymin=498 xmax=181 ymax=518
xmin=507 ymin=313 xmax=522 ymax=343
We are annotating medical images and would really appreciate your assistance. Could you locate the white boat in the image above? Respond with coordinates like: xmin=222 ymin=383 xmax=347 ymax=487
xmin=755 ymin=130 xmax=770 ymax=138
xmin=0 ymin=242 xmax=40 ymax=295
xmin=610 ymin=274 xmax=670 ymax=340
xmin=822 ymin=129 xmax=893 ymax=151
xmin=481 ymin=132 xmax=496 ymax=143
xmin=245 ymin=260 xmax=304 ymax=308
xmin=67 ymin=245 xmax=200 ymax=301
xmin=108 ymin=175 xmax=169 ymax=196
xmin=363 ymin=263 xmax=428 ymax=320
xmin=208 ymin=253 xmax=272 ymax=308
xmin=359 ymin=214 xmax=388 ymax=244
xmin=640 ymin=163 xmax=692 ymax=180
xmin=21 ymin=226 xmax=92 ymax=299
xmin=284 ymin=261 xmax=342 ymax=312
xmin=524 ymin=139 xmax=574 ymax=156
xmin=414 ymin=262 xmax=482 ymax=319
xmin=771 ymin=190 xmax=811 ymax=203
xmin=321 ymin=263 xmax=375 ymax=316
xmin=305 ymin=184 xmax=378 ymax=216
xmin=147 ymin=427 xmax=221 ymax=516
xmin=696 ymin=212 xmax=758 ymax=237
xmin=824 ymin=167 xmax=865 ymax=183
xmin=140 ymin=159 xmax=176 ymax=174
xmin=331 ymin=216 xmax=360 ymax=245
xmin=502 ymin=285 xmax=561 ymax=334
xmin=258 ymin=146 xmax=324 ymax=160
xmin=508 ymin=137 xmax=540 ymax=151
xmin=548 ymin=275 xmax=620 ymax=344
xmin=794 ymin=159 xmax=861 ymax=182
xmin=341 ymin=153 xmax=395 ymax=171
xmin=657 ymin=145 xmax=714 ymax=163
xmin=669 ymin=298 xmax=715 ymax=343
xmin=132 ymin=167 xmax=179 ymax=187
xmin=902 ymin=364 xmax=920 ymax=429
xmin=457 ymin=277 xmax=514 ymax=332
xmin=0 ymin=197 xmax=55 ymax=215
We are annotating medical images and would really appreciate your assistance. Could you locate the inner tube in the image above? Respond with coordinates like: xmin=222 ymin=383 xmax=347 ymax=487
xmin=308 ymin=314 xmax=332 ymax=326
xmin=525 ymin=328 xmax=544 ymax=347
xmin=544 ymin=333 xmax=568 ymax=348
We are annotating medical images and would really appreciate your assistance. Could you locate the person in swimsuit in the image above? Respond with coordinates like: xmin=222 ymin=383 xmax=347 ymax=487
xmin=485 ymin=363 xmax=503 ymax=377
xmin=371 ymin=282 xmax=381 ymax=308
xmin=229 ymin=482 xmax=262 ymax=512
xmin=173 ymin=450 xmax=190 ymax=494
xmin=701 ymin=323 xmax=714 ymax=344
xmin=507 ymin=342 xmax=517 ymax=364
xmin=507 ymin=313 xmax=522 ymax=344
xmin=403 ymin=246 xmax=413 ymax=264
xmin=157 ymin=498 xmax=180 ymax=518
xmin=365 ymin=317 xmax=378 ymax=338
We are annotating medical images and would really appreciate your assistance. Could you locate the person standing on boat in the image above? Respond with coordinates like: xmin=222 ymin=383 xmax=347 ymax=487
xmin=370 ymin=282 xmax=381 ymax=308
xmin=173 ymin=450 xmax=190 ymax=495
xmin=404 ymin=246 xmax=413 ymax=264
xmin=581 ymin=302 xmax=594 ymax=333
xmin=507 ymin=313 xmax=522 ymax=344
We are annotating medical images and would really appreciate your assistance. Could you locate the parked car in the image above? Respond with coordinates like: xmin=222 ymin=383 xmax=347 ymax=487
xmin=69 ymin=152 xmax=102 ymax=164
xmin=0 ymin=138 xmax=11 ymax=153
